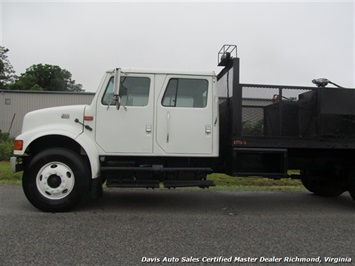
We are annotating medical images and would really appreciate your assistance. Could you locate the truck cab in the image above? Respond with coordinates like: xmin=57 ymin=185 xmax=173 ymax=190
xmin=87 ymin=68 xmax=219 ymax=157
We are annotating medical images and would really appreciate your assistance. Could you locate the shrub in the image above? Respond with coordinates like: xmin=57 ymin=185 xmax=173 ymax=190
xmin=242 ymin=120 xmax=264 ymax=136
xmin=0 ymin=133 xmax=13 ymax=161
xmin=0 ymin=132 xmax=10 ymax=141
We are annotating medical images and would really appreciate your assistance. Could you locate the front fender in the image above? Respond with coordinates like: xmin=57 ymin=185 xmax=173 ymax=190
xmin=14 ymin=126 xmax=82 ymax=156
xmin=75 ymin=133 xmax=100 ymax=179
xmin=14 ymin=127 xmax=100 ymax=180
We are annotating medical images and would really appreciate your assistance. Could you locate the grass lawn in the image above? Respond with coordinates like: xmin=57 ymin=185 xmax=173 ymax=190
xmin=0 ymin=161 xmax=305 ymax=191
xmin=0 ymin=161 xmax=22 ymax=185
xmin=208 ymin=172 xmax=305 ymax=191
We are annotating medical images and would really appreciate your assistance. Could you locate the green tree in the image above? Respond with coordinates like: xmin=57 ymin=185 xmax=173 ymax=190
xmin=10 ymin=64 xmax=84 ymax=92
xmin=0 ymin=46 xmax=16 ymax=89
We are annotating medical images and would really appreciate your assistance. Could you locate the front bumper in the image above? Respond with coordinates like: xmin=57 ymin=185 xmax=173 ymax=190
xmin=10 ymin=157 xmax=24 ymax=173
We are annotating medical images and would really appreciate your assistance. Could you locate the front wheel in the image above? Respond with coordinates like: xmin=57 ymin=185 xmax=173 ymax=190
xmin=23 ymin=148 xmax=90 ymax=212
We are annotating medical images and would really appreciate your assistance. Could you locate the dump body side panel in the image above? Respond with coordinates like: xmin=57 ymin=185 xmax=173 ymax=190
xmin=216 ymin=57 xmax=355 ymax=177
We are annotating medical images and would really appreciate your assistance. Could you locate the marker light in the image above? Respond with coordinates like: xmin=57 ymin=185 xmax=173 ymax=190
xmin=14 ymin=140 xmax=24 ymax=151
xmin=84 ymin=116 xmax=94 ymax=121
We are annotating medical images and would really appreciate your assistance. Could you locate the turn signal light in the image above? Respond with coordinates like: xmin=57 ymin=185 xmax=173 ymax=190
xmin=84 ymin=116 xmax=94 ymax=121
xmin=14 ymin=140 xmax=23 ymax=151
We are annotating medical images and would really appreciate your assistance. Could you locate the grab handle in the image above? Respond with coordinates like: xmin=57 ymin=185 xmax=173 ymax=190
xmin=166 ymin=111 xmax=170 ymax=143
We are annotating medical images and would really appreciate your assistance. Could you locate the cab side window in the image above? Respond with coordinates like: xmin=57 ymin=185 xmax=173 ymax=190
xmin=102 ymin=76 xmax=151 ymax=106
xmin=162 ymin=78 xmax=208 ymax=108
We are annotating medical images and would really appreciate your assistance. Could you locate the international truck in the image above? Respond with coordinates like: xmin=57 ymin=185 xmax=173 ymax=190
xmin=11 ymin=45 xmax=355 ymax=212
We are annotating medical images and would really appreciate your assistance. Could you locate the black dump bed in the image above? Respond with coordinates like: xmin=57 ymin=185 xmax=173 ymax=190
xmin=217 ymin=58 xmax=355 ymax=151
xmin=216 ymin=45 xmax=355 ymax=178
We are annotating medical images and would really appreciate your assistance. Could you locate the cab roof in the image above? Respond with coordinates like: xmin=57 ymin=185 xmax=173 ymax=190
xmin=106 ymin=68 xmax=216 ymax=77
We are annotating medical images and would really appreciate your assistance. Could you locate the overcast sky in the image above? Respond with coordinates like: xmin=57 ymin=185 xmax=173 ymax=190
xmin=1 ymin=0 xmax=354 ymax=92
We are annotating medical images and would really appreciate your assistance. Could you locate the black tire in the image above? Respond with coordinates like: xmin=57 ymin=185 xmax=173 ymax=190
xmin=347 ymin=169 xmax=355 ymax=201
xmin=23 ymin=148 xmax=90 ymax=212
xmin=301 ymin=174 xmax=346 ymax=197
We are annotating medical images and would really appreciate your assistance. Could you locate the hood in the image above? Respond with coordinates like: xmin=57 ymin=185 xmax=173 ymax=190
xmin=22 ymin=105 xmax=87 ymax=134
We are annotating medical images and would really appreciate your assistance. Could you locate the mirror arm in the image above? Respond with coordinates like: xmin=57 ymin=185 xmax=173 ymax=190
xmin=115 ymin=94 xmax=121 ymax=110
xmin=113 ymin=68 xmax=121 ymax=110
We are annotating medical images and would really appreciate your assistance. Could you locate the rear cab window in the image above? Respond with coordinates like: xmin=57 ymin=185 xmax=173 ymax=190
xmin=162 ymin=78 xmax=209 ymax=108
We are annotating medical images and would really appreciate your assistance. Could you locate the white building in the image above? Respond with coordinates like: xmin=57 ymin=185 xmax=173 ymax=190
xmin=0 ymin=90 xmax=95 ymax=138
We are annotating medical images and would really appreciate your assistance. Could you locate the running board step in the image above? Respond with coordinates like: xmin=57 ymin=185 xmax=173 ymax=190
xmin=105 ymin=180 xmax=215 ymax=189
xmin=106 ymin=180 xmax=159 ymax=189
xmin=163 ymin=180 xmax=215 ymax=189
xmin=101 ymin=166 xmax=212 ymax=173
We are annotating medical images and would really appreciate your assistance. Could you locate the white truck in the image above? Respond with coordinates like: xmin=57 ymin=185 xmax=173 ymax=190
xmin=11 ymin=45 xmax=355 ymax=211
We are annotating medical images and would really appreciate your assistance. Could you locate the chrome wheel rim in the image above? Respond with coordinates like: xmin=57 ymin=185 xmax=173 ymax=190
xmin=36 ymin=162 xmax=75 ymax=200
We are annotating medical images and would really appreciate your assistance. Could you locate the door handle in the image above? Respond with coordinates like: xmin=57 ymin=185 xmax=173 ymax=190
xmin=166 ymin=111 xmax=170 ymax=143
xmin=145 ymin=124 xmax=152 ymax=133
xmin=205 ymin=124 xmax=211 ymax=134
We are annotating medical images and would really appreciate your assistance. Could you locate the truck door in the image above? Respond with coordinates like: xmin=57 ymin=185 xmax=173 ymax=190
xmin=95 ymin=74 xmax=154 ymax=154
xmin=156 ymin=76 xmax=214 ymax=155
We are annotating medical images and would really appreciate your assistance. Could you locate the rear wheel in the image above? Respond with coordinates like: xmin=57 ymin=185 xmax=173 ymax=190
xmin=347 ymin=169 xmax=355 ymax=201
xmin=23 ymin=148 xmax=90 ymax=212
xmin=301 ymin=170 xmax=346 ymax=197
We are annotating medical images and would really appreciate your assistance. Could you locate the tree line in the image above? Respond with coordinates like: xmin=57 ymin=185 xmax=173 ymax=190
xmin=0 ymin=46 xmax=84 ymax=92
